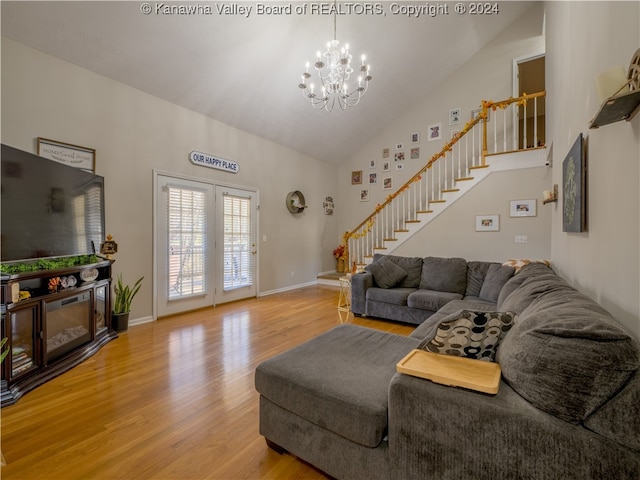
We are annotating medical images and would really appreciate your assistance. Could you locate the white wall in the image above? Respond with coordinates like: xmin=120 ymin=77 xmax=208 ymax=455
xmin=394 ymin=165 xmax=552 ymax=261
xmin=545 ymin=1 xmax=640 ymax=339
xmin=339 ymin=4 xmax=549 ymax=261
xmin=1 ymin=38 xmax=339 ymax=322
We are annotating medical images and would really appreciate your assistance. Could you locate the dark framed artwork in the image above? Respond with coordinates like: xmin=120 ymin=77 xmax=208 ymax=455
xmin=562 ymin=133 xmax=587 ymax=232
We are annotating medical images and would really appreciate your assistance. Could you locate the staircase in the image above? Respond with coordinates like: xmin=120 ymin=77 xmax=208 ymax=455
xmin=344 ymin=91 xmax=547 ymax=267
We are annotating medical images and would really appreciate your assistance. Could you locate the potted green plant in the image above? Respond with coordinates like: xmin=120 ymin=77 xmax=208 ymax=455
xmin=112 ymin=274 xmax=143 ymax=332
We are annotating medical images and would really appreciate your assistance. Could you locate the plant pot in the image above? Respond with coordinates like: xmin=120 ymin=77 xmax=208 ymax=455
xmin=336 ymin=257 xmax=346 ymax=274
xmin=111 ymin=312 xmax=130 ymax=333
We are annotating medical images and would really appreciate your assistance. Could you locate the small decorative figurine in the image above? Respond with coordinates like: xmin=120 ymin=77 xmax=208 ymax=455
xmin=100 ymin=234 xmax=118 ymax=259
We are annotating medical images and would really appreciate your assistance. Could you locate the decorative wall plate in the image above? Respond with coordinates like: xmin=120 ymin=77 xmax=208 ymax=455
xmin=80 ymin=268 xmax=99 ymax=282
xmin=286 ymin=191 xmax=307 ymax=214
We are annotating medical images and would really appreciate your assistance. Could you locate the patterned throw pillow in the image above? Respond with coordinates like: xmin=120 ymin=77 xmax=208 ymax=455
xmin=418 ymin=310 xmax=517 ymax=362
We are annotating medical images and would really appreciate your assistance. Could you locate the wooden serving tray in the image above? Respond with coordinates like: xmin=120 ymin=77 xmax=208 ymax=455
xmin=396 ymin=350 xmax=501 ymax=394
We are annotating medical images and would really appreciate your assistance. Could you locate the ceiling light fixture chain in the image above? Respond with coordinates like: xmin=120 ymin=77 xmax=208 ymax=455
xmin=298 ymin=0 xmax=372 ymax=112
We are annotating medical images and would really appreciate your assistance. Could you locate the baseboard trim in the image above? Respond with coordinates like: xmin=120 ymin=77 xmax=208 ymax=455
xmin=129 ymin=315 xmax=155 ymax=327
xmin=259 ymin=281 xmax=318 ymax=297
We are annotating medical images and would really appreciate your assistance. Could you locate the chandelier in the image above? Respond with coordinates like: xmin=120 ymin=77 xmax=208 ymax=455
xmin=298 ymin=6 xmax=372 ymax=111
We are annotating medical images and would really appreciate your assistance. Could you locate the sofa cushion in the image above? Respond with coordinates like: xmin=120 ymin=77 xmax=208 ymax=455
xmin=466 ymin=261 xmax=495 ymax=297
xmin=372 ymin=254 xmax=423 ymax=288
xmin=498 ymin=288 xmax=640 ymax=424
xmin=255 ymin=324 xmax=421 ymax=448
xmin=367 ymin=287 xmax=416 ymax=306
xmin=584 ymin=371 xmax=640 ymax=451
xmin=418 ymin=309 xmax=517 ymax=361
xmin=365 ymin=256 xmax=408 ymax=288
xmin=497 ymin=268 xmax=560 ymax=314
xmin=497 ymin=262 xmax=554 ymax=310
xmin=407 ymin=289 xmax=462 ymax=312
xmin=479 ymin=264 xmax=515 ymax=303
xmin=419 ymin=256 xmax=467 ymax=295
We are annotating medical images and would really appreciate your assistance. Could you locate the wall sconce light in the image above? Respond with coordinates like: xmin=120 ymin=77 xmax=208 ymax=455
xmin=543 ymin=184 xmax=558 ymax=205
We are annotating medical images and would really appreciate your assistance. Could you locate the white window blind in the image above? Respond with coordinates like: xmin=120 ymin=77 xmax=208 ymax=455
xmin=73 ymin=184 xmax=104 ymax=254
xmin=223 ymin=193 xmax=254 ymax=291
xmin=167 ymin=186 xmax=207 ymax=299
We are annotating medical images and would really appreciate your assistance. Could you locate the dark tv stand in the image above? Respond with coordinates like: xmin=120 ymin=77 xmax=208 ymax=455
xmin=1 ymin=258 xmax=116 ymax=407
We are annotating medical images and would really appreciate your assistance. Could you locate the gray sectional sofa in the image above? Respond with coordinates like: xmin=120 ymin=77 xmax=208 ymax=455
xmin=255 ymin=260 xmax=640 ymax=480
xmin=351 ymin=254 xmax=516 ymax=324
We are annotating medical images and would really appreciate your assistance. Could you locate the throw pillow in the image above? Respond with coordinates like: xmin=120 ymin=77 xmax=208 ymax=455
xmin=365 ymin=256 xmax=408 ymax=289
xmin=479 ymin=264 xmax=515 ymax=303
xmin=502 ymin=259 xmax=551 ymax=273
xmin=418 ymin=310 xmax=517 ymax=362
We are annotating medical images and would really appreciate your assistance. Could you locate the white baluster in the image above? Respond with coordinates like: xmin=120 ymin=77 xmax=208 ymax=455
xmin=523 ymin=100 xmax=528 ymax=149
xmin=533 ymin=97 xmax=538 ymax=148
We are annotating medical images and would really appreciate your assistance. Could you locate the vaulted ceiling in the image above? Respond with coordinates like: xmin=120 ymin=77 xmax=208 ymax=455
xmin=1 ymin=1 xmax=536 ymax=164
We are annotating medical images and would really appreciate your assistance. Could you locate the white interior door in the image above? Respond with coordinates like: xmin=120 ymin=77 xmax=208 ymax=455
xmin=214 ymin=186 xmax=257 ymax=304
xmin=156 ymin=175 xmax=215 ymax=317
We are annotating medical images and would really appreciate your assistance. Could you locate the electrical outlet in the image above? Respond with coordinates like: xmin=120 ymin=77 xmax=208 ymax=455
xmin=515 ymin=235 xmax=528 ymax=244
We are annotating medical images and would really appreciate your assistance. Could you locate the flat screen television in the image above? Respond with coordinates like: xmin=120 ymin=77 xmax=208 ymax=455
xmin=1 ymin=144 xmax=105 ymax=262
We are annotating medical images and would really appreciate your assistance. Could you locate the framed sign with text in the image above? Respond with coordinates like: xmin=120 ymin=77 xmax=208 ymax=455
xmin=37 ymin=137 xmax=96 ymax=172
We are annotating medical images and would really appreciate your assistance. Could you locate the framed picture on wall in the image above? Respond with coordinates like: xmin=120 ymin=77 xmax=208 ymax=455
xmin=351 ymin=170 xmax=363 ymax=185
xmin=475 ymin=214 xmax=500 ymax=232
xmin=510 ymin=199 xmax=537 ymax=217
xmin=383 ymin=177 xmax=393 ymax=190
xmin=360 ymin=189 xmax=370 ymax=202
xmin=427 ymin=123 xmax=442 ymax=141
xmin=562 ymin=133 xmax=587 ymax=232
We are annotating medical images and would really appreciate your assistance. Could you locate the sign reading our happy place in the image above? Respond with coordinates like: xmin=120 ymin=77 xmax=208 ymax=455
xmin=189 ymin=151 xmax=239 ymax=174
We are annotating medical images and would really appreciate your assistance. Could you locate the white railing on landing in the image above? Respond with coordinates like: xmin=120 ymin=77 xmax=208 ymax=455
xmin=343 ymin=91 xmax=546 ymax=266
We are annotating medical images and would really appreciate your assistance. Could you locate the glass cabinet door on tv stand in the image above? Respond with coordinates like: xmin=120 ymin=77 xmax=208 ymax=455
xmin=7 ymin=302 xmax=40 ymax=380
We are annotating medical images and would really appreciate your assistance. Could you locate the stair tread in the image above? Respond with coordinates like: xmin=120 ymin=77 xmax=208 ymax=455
xmin=429 ymin=199 xmax=446 ymax=204
xmin=417 ymin=210 xmax=434 ymax=214
xmin=469 ymin=165 xmax=489 ymax=170
xmin=455 ymin=177 xmax=474 ymax=181
xmin=442 ymin=188 xmax=460 ymax=193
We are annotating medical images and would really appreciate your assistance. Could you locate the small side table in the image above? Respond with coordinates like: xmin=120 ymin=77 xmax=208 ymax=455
xmin=337 ymin=276 xmax=352 ymax=323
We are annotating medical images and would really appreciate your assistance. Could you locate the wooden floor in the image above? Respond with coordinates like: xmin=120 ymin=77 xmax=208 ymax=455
xmin=1 ymin=285 xmax=414 ymax=480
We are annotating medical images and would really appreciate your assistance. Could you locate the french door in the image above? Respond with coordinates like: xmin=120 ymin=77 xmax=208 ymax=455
xmin=155 ymin=174 xmax=257 ymax=318
xmin=214 ymin=186 xmax=257 ymax=304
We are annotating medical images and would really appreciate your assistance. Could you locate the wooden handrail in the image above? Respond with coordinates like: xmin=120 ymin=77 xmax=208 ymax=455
xmin=342 ymin=91 xmax=546 ymax=263
xmin=343 ymin=114 xmax=485 ymax=247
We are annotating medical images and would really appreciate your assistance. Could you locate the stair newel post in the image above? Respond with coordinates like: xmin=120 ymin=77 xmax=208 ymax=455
xmin=343 ymin=231 xmax=351 ymax=270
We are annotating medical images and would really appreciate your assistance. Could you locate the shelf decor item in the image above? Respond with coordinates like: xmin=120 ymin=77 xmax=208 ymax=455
xmin=112 ymin=274 xmax=143 ymax=333
xmin=590 ymin=48 xmax=640 ymax=128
